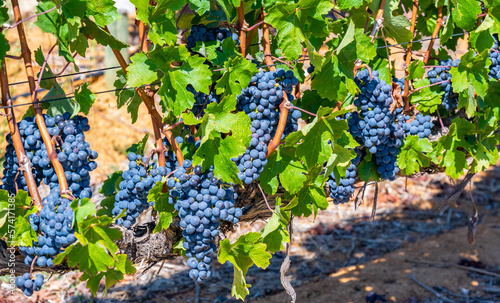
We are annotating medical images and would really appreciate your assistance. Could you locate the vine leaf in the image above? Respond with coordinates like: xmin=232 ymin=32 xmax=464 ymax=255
xmin=0 ymin=190 xmax=38 ymax=247
xmin=218 ymin=232 xmax=272 ymax=300
xmin=85 ymin=0 xmax=122 ymax=27
xmin=215 ymin=56 xmax=259 ymax=98
xmin=74 ymin=83 xmax=97 ymax=115
xmin=130 ymin=0 xmax=178 ymax=46
xmin=358 ymin=152 xmax=380 ymax=182
xmin=113 ymin=70 xmax=142 ymax=123
xmin=407 ymin=61 xmax=425 ymax=80
xmin=100 ymin=171 xmax=123 ymax=197
xmin=451 ymin=0 xmax=482 ymax=31
xmin=126 ymin=53 xmax=159 ymax=87
xmin=397 ymin=135 xmax=432 ymax=175
xmin=284 ymin=165 xmax=328 ymax=218
xmin=260 ymin=198 xmax=290 ymax=253
xmin=450 ymin=49 xmax=490 ymax=117
xmin=265 ymin=0 xmax=333 ymax=60
xmin=192 ymin=97 xmax=251 ymax=183
xmin=80 ymin=18 xmax=128 ymax=50
xmin=126 ymin=134 xmax=151 ymax=156
xmin=410 ymin=78 xmax=444 ymax=114
xmin=259 ymin=146 xmax=307 ymax=195
xmin=0 ymin=4 xmax=10 ymax=62
xmin=337 ymin=0 xmax=364 ymax=10
xmin=369 ymin=0 xmax=412 ymax=43
xmin=148 ymin=181 xmax=175 ymax=232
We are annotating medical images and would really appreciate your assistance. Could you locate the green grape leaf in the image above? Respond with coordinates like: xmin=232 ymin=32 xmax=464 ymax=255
xmin=451 ymin=0 xmax=482 ymax=31
xmin=70 ymin=198 xmax=97 ymax=225
xmin=265 ymin=0 xmax=333 ymax=60
xmin=258 ymin=146 xmax=307 ymax=195
xmin=410 ymin=78 xmax=444 ymax=113
xmin=85 ymin=0 xmax=121 ymax=27
xmin=0 ymin=33 xmax=10 ymax=62
xmin=126 ymin=133 xmax=150 ymax=156
xmin=397 ymin=135 xmax=433 ymax=175
xmin=337 ymin=0 xmax=364 ymax=10
xmin=0 ymin=4 xmax=9 ymax=24
xmin=148 ymin=181 xmax=175 ymax=232
xmin=219 ymin=232 xmax=272 ymax=300
xmin=80 ymin=18 xmax=128 ymax=50
xmin=284 ymin=165 xmax=328 ymax=218
xmin=153 ymin=46 xmax=212 ymax=116
xmin=407 ymin=60 xmax=425 ymax=80
xmin=260 ymin=198 xmax=290 ymax=253
xmin=286 ymin=108 xmax=349 ymax=169
xmin=100 ymin=171 xmax=123 ymax=197
xmin=189 ymin=0 xmax=210 ymax=15
xmin=311 ymin=53 xmax=350 ymax=101
xmin=370 ymin=0 xmax=412 ymax=42
xmin=61 ymin=0 xmax=87 ymax=25
xmin=148 ymin=9 xmax=178 ymax=46
xmin=0 ymin=190 xmax=38 ymax=247
xmin=358 ymin=152 xmax=380 ymax=182
xmin=215 ymin=56 xmax=259 ymax=98
xmin=126 ymin=52 xmax=159 ymax=87
xmin=74 ymin=83 xmax=96 ymax=115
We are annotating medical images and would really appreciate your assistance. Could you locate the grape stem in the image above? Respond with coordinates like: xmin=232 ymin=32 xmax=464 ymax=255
xmin=409 ymin=79 xmax=450 ymax=94
xmin=104 ymin=26 xmax=184 ymax=164
xmin=246 ymin=15 xmax=263 ymax=50
xmin=0 ymin=60 xmax=42 ymax=210
xmin=30 ymin=255 xmax=38 ymax=278
xmin=8 ymin=4 xmax=59 ymax=29
xmin=403 ymin=0 xmax=419 ymax=112
xmin=289 ymin=105 xmax=316 ymax=117
xmin=257 ymin=182 xmax=273 ymax=213
xmin=369 ymin=0 xmax=386 ymax=42
xmin=423 ymin=6 xmax=443 ymax=65
xmin=12 ymin=0 xmax=71 ymax=196
xmin=237 ymin=1 xmax=247 ymax=57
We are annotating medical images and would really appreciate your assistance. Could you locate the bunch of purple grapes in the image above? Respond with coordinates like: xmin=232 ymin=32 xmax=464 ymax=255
xmin=187 ymin=24 xmax=239 ymax=52
xmin=326 ymin=151 xmax=360 ymax=204
xmin=169 ymin=160 xmax=242 ymax=283
xmin=234 ymin=68 xmax=299 ymax=184
xmin=352 ymin=69 xmax=404 ymax=181
xmin=427 ymin=59 xmax=460 ymax=111
xmin=489 ymin=34 xmax=499 ymax=80
xmin=15 ymin=273 xmax=44 ymax=296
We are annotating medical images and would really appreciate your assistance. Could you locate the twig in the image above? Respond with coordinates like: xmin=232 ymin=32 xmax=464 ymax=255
xmin=0 ymin=60 xmax=42 ymax=209
xmin=12 ymin=0 xmax=70 ymax=195
xmin=289 ymin=105 xmax=316 ymax=117
xmin=467 ymin=181 xmax=478 ymax=245
xmin=30 ymin=256 xmax=38 ymax=278
xmin=55 ymin=52 xmax=77 ymax=75
xmin=409 ymin=79 xmax=450 ymax=94
xmin=369 ymin=0 xmax=386 ymax=42
xmin=257 ymin=182 xmax=273 ymax=213
xmin=246 ymin=15 xmax=263 ymax=50
xmin=8 ymin=5 xmax=59 ymax=29
xmin=380 ymin=29 xmax=392 ymax=71
xmin=237 ymin=1 xmax=247 ymax=57
xmin=403 ymin=0 xmax=419 ymax=111
xmin=409 ymin=274 xmax=456 ymax=302
xmin=280 ymin=214 xmax=296 ymax=303
xmin=423 ymin=6 xmax=443 ymax=64
xmin=371 ymin=182 xmax=378 ymax=221
xmin=33 ymin=44 xmax=57 ymax=108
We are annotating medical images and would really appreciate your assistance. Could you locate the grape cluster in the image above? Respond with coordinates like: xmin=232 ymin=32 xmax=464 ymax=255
xmin=169 ymin=160 xmax=242 ymax=283
xmin=15 ymin=273 xmax=44 ymax=296
xmin=283 ymin=107 xmax=301 ymax=137
xmin=187 ymin=24 xmax=239 ymax=52
xmin=2 ymin=117 xmax=45 ymax=194
xmin=326 ymin=152 xmax=360 ymax=204
xmin=352 ymin=69 xmax=404 ymax=181
xmin=113 ymin=152 xmax=169 ymax=228
xmin=1 ymin=113 xmax=98 ymax=200
xmin=186 ymin=84 xmax=221 ymax=117
xmin=21 ymin=191 xmax=75 ymax=264
xmin=489 ymin=34 xmax=499 ymax=80
xmin=427 ymin=59 xmax=460 ymax=111
xmin=393 ymin=79 xmax=434 ymax=139
xmin=234 ymin=68 xmax=298 ymax=184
